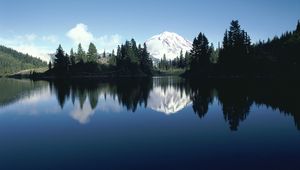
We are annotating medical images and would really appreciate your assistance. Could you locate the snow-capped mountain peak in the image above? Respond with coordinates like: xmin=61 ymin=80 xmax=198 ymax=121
xmin=145 ymin=31 xmax=192 ymax=60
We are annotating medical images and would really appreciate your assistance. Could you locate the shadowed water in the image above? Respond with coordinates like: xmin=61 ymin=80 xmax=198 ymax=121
xmin=0 ymin=77 xmax=299 ymax=169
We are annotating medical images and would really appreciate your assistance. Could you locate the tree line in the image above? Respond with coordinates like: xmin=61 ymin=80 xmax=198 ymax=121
xmin=185 ymin=20 xmax=300 ymax=78
xmin=49 ymin=39 xmax=153 ymax=76
xmin=115 ymin=39 xmax=153 ymax=75
xmin=156 ymin=46 xmax=218 ymax=71
xmin=157 ymin=51 xmax=191 ymax=70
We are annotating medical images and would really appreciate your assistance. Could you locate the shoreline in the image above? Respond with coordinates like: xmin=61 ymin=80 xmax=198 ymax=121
xmin=6 ymin=73 xmax=300 ymax=82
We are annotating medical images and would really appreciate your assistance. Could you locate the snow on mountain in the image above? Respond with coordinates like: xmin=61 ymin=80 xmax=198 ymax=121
xmin=145 ymin=31 xmax=193 ymax=60
xmin=147 ymin=85 xmax=191 ymax=115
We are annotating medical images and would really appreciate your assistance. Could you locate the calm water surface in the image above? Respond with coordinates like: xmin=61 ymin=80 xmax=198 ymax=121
xmin=0 ymin=77 xmax=299 ymax=170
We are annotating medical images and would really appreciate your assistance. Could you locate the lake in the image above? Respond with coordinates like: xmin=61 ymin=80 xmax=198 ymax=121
xmin=0 ymin=77 xmax=299 ymax=170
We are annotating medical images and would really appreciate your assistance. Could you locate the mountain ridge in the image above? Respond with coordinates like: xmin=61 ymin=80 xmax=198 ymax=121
xmin=0 ymin=45 xmax=47 ymax=75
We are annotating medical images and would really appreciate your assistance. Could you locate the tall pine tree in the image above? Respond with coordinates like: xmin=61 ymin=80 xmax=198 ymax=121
xmin=179 ymin=50 xmax=184 ymax=68
xmin=140 ymin=43 xmax=153 ymax=74
xmin=190 ymin=32 xmax=212 ymax=73
xmin=296 ymin=20 xmax=300 ymax=33
xmin=54 ymin=45 xmax=69 ymax=71
xmin=76 ymin=43 xmax=86 ymax=63
xmin=87 ymin=43 xmax=98 ymax=63
xmin=70 ymin=48 xmax=76 ymax=66
xmin=219 ymin=20 xmax=252 ymax=75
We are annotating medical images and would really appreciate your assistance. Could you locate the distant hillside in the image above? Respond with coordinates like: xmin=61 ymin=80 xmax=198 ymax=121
xmin=0 ymin=45 xmax=47 ymax=75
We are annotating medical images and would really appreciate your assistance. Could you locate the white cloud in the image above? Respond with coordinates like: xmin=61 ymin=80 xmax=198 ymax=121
xmin=0 ymin=34 xmax=55 ymax=62
xmin=95 ymin=34 xmax=122 ymax=53
xmin=42 ymin=35 xmax=58 ymax=44
xmin=1 ymin=34 xmax=37 ymax=44
xmin=66 ymin=23 xmax=122 ymax=52
xmin=16 ymin=34 xmax=37 ymax=41
xmin=66 ymin=23 xmax=94 ymax=48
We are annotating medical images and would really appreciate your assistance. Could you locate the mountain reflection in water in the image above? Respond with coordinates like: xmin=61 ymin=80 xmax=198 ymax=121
xmin=0 ymin=77 xmax=299 ymax=131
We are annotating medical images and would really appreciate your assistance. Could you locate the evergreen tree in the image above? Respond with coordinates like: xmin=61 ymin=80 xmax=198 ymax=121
xmin=158 ymin=58 xmax=162 ymax=70
xmin=48 ymin=61 xmax=52 ymax=70
xmin=179 ymin=50 xmax=184 ymax=68
xmin=70 ymin=48 xmax=76 ymax=65
xmin=128 ymin=39 xmax=139 ymax=65
xmin=296 ymin=20 xmax=300 ymax=33
xmin=222 ymin=30 xmax=229 ymax=51
xmin=131 ymin=39 xmax=138 ymax=59
xmin=54 ymin=45 xmax=69 ymax=71
xmin=87 ymin=43 xmax=98 ymax=63
xmin=137 ymin=44 xmax=142 ymax=64
xmin=76 ymin=43 xmax=86 ymax=63
xmin=112 ymin=49 xmax=115 ymax=57
xmin=190 ymin=32 xmax=212 ymax=73
xmin=116 ymin=45 xmax=122 ymax=66
xmin=219 ymin=20 xmax=252 ymax=75
xmin=115 ymin=39 xmax=146 ymax=73
xmin=211 ymin=44 xmax=219 ymax=64
xmin=162 ymin=54 xmax=168 ymax=70
xmin=140 ymin=43 xmax=153 ymax=74
xmin=65 ymin=54 xmax=70 ymax=71
xmin=108 ymin=49 xmax=116 ymax=66
xmin=184 ymin=51 xmax=191 ymax=69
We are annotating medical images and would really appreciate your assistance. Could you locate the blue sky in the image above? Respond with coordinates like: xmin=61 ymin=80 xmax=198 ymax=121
xmin=0 ymin=0 xmax=299 ymax=61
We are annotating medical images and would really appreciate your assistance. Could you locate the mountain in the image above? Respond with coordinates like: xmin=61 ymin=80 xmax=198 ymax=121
xmin=145 ymin=31 xmax=193 ymax=60
xmin=0 ymin=45 xmax=47 ymax=75
xmin=147 ymin=85 xmax=191 ymax=115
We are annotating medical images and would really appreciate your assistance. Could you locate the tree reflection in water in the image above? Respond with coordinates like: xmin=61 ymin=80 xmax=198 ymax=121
xmin=3 ymin=77 xmax=298 ymax=131
xmin=189 ymin=79 xmax=300 ymax=131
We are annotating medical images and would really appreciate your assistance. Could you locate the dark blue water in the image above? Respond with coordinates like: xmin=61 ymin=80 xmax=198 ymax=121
xmin=0 ymin=77 xmax=299 ymax=170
